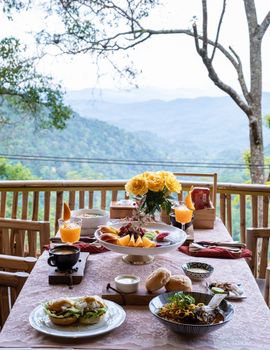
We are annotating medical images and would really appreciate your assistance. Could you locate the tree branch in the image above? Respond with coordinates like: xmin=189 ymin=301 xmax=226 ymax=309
xmin=201 ymin=56 xmax=251 ymax=116
xmin=210 ymin=0 xmax=226 ymax=62
xmin=202 ymin=0 xmax=208 ymax=53
xmin=258 ymin=10 xmax=270 ymax=39
xmin=229 ymin=46 xmax=250 ymax=103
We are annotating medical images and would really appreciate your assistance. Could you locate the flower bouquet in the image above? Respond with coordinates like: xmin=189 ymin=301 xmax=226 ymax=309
xmin=125 ymin=171 xmax=182 ymax=219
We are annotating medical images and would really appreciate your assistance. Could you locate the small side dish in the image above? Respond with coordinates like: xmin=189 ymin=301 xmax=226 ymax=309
xmin=114 ymin=275 xmax=140 ymax=293
xmin=182 ymin=262 xmax=214 ymax=281
xmin=71 ymin=208 xmax=109 ymax=232
xmin=209 ymin=282 xmax=246 ymax=299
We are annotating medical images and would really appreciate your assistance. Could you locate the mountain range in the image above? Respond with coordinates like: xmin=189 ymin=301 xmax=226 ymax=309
xmin=66 ymin=89 xmax=270 ymax=155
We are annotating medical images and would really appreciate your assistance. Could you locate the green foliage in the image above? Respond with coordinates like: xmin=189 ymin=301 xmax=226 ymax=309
xmin=0 ymin=157 xmax=35 ymax=180
xmin=139 ymin=188 xmax=172 ymax=216
xmin=265 ymin=114 xmax=270 ymax=128
xmin=1 ymin=0 xmax=25 ymax=19
xmin=0 ymin=37 xmax=72 ymax=129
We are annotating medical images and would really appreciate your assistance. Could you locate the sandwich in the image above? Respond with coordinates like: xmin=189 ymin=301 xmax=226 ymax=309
xmin=44 ymin=297 xmax=81 ymax=326
xmin=75 ymin=295 xmax=107 ymax=325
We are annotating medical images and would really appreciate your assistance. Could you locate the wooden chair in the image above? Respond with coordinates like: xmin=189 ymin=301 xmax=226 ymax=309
xmin=265 ymin=266 xmax=270 ymax=308
xmin=0 ymin=218 xmax=50 ymax=257
xmin=246 ymin=228 xmax=270 ymax=306
xmin=0 ymin=254 xmax=37 ymax=328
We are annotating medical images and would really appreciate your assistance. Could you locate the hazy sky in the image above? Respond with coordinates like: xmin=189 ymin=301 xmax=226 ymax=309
xmin=2 ymin=0 xmax=270 ymax=97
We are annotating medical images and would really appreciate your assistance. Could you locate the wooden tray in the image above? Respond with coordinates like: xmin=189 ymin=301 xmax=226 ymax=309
xmin=48 ymin=252 xmax=89 ymax=286
xmin=102 ymin=283 xmax=162 ymax=305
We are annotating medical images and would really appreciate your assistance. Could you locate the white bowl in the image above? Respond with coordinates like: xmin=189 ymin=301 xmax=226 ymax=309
xmin=94 ymin=222 xmax=187 ymax=256
xmin=71 ymin=208 xmax=109 ymax=235
xmin=114 ymin=275 xmax=140 ymax=293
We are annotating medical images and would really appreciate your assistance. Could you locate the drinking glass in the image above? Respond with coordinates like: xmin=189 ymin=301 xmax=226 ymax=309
xmin=174 ymin=201 xmax=193 ymax=231
xmin=58 ymin=217 xmax=82 ymax=244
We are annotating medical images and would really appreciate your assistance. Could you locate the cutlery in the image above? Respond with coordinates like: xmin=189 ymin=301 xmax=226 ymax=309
xmin=196 ymin=241 xmax=246 ymax=248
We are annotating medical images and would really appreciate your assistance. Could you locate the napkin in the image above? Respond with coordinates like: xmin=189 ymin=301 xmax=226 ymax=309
xmin=179 ymin=242 xmax=252 ymax=259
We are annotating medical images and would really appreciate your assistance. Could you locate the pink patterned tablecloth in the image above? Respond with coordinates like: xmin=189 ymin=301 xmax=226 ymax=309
xmin=0 ymin=219 xmax=269 ymax=350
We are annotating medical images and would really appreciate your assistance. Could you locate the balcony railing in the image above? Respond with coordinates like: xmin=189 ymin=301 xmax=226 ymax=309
xmin=0 ymin=179 xmax=269 ymax=242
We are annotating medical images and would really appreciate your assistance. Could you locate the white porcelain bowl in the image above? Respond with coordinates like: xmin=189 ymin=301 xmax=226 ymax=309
xmin=71 ymin=208 xmax=109 ymax=235
xmin=114 ymin=275 xmax=140 ymax=293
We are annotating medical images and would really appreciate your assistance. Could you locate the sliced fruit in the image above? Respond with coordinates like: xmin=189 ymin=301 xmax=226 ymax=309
xmin=211 ymin=287 xmax=227 ymax=294
xmin=134 ymin=235 xmax=144 ymax=247
xmin=142 ymin=236 xmax=156 ymax=248
xmin=185 ymin=187 xmax=195 ymax=211
xmin=128 ymin=234 xmax=136 ymax=247
xmin=156 ymin=232 xmax=170 ymax=242
xmin=100 ymin=226 xmax=119 ymax=235
xmin=63 ymin=202 xmax=71 ymax=221
xmin=118 ymin=234 xmax=130 ymax=246
xmin=144 ymin=231 xmax=157 ymax=240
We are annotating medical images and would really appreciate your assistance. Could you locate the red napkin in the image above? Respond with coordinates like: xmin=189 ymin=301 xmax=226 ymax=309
xmin=44 ymin=243 xmax=108 ymax=254
xmin=179 ymin=245 xmax=252 ymax=259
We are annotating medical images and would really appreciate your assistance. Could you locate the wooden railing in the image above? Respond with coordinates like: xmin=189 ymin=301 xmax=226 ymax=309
xmin=0 ymin=180 xmax=269 ymax=242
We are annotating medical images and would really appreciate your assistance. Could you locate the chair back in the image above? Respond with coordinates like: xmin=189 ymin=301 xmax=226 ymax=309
xmin=0 ymin=218 xmax=50 ymax=257
xmin=0 ymin=254 xmax=37 ymax=328
xmin=246 ymin=228 xmax=270 ymax=279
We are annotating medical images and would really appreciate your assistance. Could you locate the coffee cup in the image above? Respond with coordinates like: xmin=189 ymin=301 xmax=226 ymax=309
xmin=48 ymin=245 xmax=80 ymax=271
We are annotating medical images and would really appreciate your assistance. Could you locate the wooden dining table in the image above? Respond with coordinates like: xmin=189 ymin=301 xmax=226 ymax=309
xmin=0 ymin=218 xmax=269 ymax=350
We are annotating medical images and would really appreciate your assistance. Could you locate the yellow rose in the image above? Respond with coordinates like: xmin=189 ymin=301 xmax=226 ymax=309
xmin=142 ymin=171 xmax=153 ymax=179
xmin=157 ymin=171 xmax=174 ymax=181
xmin=125 ymin=175 xmax=148 ymax=196
xmin=165 ymin=174 xmax=182 ymax=193
xmin=146 ymin=173 xmax=165 ymax=192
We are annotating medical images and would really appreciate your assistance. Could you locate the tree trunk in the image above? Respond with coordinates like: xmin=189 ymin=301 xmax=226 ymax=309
xmin=248 ymin=20 xmax=265 ymax=184
xmin=249 ymin=115 xmax=264 ymax=184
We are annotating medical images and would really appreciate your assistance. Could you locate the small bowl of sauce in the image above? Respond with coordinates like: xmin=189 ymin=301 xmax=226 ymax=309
xmin=114 ymin=274 xmax=140 ymax=293
xmin=181 ymin=262 xmax=214 ymax=281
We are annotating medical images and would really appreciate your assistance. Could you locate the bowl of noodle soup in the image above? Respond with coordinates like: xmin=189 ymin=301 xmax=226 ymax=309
xmin=149 ymin=291 xmax=234 ymax=336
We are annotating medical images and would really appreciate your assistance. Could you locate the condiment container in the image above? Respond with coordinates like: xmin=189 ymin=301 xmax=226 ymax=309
xmin=114 ymin=274 xmax=140 ymax=293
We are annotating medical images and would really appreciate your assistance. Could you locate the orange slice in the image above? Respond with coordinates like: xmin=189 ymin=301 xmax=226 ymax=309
xmin=118 ymin=234 xmax=130 ymax=246
xmin=185 ymin=187 xmax=195 ymax=211
xmin=142 ymin=236 xmax=156 ymax=248
xmin=63 ymin=202 xmax=71 ymax=221
xmin=134 ymin=235 xmax=144 ymax=247
xmin=128 ymin=234 xmax=136 ymax=247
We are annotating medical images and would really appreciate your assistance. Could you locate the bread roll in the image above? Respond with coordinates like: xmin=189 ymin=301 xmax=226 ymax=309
xmin=79 ymin=313 xmax=106 ymax=325
xmin=145 ymin=267 xmax=171 ymax=292
xmin=165 ymin=274 xmax=192 ymax=292
xmin=49 ymin=315 xmax=78 ymax=326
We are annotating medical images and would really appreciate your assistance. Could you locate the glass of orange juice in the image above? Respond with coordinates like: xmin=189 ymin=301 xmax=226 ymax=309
xmin=58 ymin=217 xmax=82 ymax=244
xmin=174 ymin=202 xmax=193 ymax=231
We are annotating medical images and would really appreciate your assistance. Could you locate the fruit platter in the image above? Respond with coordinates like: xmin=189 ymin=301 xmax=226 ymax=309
xmin=94 ymin=222 xmax=187 ymax=264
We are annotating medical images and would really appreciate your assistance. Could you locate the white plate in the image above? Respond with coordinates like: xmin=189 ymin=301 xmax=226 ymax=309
xmin=208 ymin=283 xmax=247 ymax=300
xmin=29 ymin=300 xmax=126 ymax=338
xmin=94 ymin=222 xmax=187 ymax=256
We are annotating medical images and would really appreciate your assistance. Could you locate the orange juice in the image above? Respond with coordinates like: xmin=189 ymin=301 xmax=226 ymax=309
xmin=174 ymin=206 xmax=193 ymax=224
xmin=60 ymin=222 xmax=81 ymax=244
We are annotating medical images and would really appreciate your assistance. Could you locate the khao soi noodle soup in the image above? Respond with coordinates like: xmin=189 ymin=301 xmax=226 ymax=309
xmin=158 ymin=293 xmax=224 ymax=325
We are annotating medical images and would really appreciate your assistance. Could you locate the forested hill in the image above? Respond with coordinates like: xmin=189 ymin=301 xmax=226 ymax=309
xmin=0 ymin=113 xmax=175 ymax=179
xmin=0 ymin=110 xmax=250 ymax=183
